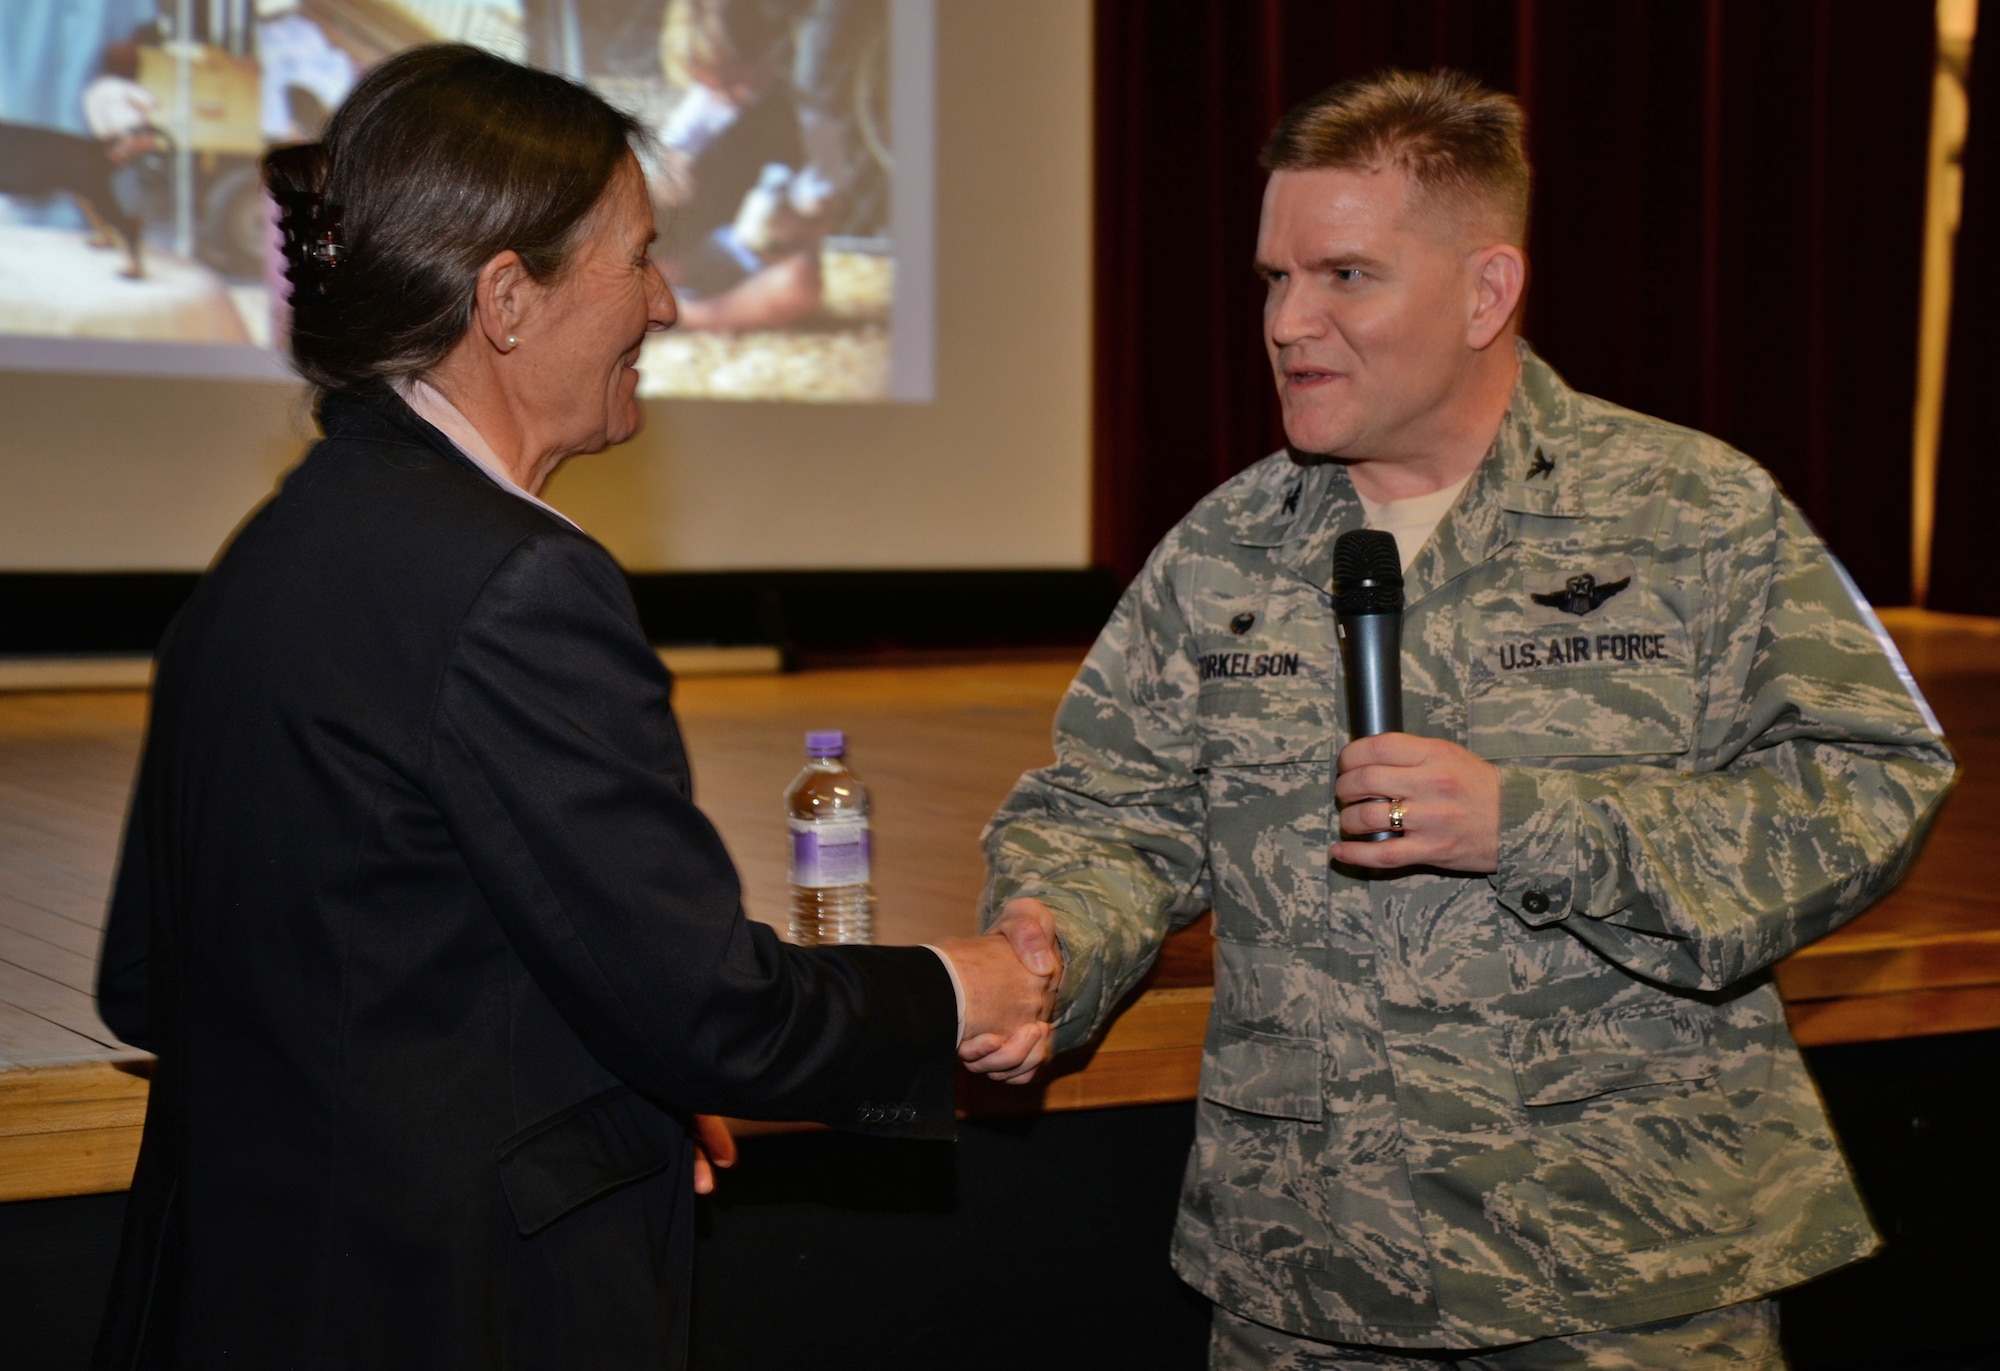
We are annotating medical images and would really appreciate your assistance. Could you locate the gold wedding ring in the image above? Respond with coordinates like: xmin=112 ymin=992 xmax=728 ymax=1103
xmin=1387 ymin=800 xmax=1406 ymax=833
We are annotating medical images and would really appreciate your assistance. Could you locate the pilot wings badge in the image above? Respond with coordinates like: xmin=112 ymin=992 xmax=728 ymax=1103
xmin=1532 ymin=572 xmax=1630 ymax=617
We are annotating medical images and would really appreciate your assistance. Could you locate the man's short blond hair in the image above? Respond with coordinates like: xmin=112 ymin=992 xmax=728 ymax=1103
xmin=1260 ymin=69 xmax=1530 ymax=246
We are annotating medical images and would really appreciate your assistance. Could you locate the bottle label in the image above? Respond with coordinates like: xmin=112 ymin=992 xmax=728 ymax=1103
xmin=788 ymin=818 xmax=870 ymax=888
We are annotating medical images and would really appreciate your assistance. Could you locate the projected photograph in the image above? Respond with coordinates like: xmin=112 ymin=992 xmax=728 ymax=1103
xmin=0 ymin=0 xmax=930 ymax=401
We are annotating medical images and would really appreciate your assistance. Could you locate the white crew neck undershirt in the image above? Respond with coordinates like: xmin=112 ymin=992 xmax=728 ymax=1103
xmin=1357 ymin=472 xmax=1474 ymax=571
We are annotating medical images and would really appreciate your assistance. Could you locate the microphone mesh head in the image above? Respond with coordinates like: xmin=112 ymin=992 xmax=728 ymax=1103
xmin=1334 ymin=529 xmax=1404 ymax=614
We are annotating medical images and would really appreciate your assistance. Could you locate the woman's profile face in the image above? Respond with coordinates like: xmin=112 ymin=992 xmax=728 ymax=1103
xmin=518 ymin=156 xmax=676 ymax=458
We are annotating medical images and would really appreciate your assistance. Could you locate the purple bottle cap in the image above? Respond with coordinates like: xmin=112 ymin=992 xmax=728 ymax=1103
xmin=805 ymin=729 xmax=846 ymax=757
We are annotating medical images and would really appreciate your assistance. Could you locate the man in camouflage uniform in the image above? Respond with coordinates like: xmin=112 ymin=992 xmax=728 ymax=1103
xmin=964 ymin=71 xmax=1954 ymax=1367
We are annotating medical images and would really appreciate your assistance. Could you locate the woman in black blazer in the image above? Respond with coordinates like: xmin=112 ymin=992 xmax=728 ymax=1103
xmin=93 ymin=46 xmax=1055 ymax=1370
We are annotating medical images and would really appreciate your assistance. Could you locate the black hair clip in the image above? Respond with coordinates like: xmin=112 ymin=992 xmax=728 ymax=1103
xmin=276 ymin=190 xmax=346 ymax=297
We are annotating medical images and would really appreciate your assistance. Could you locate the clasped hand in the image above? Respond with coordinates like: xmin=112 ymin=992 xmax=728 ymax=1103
xmin=936 ymin=900 xmax=1064 ymax=1085
xmin=690 ymin=918 xmax=1061 ymax=1198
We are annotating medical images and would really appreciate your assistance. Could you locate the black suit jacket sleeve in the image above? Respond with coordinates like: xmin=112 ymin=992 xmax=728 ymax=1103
xmin=97 ymin=598 xmax=186 ymax=1056
xmin=97 ymin=739 xmax=160 ymax=1053
xmin=428 ymin=529 xmax=957 ymax=1135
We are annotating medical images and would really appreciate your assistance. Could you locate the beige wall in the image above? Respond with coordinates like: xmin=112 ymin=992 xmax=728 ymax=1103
xmin=0 ymin=1 xmax=1091 ymax=573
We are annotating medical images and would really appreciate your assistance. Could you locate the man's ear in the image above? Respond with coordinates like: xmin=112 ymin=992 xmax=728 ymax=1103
xmin=470 ymin=249 xmax=532 ymax=355
xmin=1467 ymin=243 xmax=1527 ymax=350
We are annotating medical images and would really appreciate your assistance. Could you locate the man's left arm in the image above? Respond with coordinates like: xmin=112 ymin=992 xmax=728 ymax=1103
xmin=1338 ymin=479 xmax=1957 ymax=992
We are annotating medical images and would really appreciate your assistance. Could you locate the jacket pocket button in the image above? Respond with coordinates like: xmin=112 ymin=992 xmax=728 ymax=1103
xmin=1522 ymin=889 xmax=1551 ymax=915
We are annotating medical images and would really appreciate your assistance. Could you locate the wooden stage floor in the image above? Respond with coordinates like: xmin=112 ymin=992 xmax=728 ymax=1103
xmin=2 ymin=610 xmax=1996 ymax=1197
xmin=0 ymin=655 xmax=1080 ymax=1072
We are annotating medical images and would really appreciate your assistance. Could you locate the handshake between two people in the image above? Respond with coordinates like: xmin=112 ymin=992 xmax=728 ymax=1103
xmin=934 ymin=898 xmax=1065 ymax=1086
xmin=692 ymin=901 xmax=1061 ymax=1196
xmin=924 ymin=738 xmax=1500 ymax=1099
xmin=915 ymin=735 xmax=1500 ymax=1100
xmin=692 ymin=901 xmax=1060 ymax=1193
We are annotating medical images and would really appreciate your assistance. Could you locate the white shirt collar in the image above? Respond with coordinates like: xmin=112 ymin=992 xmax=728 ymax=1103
xmin=391 ymin=376 xmax=584 ymax=534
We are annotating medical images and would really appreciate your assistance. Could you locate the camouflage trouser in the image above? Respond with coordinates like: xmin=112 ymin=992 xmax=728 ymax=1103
xmin=1210 ymin=1300 xmax=1784 ymax=1370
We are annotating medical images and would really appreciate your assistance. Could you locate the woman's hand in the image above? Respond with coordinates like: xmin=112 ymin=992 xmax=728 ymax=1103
xmin=935 ymin=916 xmax=1059 ymax=1084
xmin=691 ymin=1114 xmax=736 ymax=1195
xmin=949 ymin=898 xmax=1065 ymax=1084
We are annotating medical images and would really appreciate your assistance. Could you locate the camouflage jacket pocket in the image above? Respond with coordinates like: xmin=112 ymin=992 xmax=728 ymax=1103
xmin=1194 ymin=683 xmax=1333 ymax=770
xmin=1202 ymin=1021 xmax=1326 ymax=1121
xmin=1470 ymin=668 xmax=1694 ymax=762
xmin=1198 ymin=687 xmax=1334 ymax=947
xmin=1507 ymin=1004 xmax=1719 ymax=1107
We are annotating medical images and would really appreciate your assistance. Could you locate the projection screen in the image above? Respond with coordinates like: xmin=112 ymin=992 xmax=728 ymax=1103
xmin=0 ymin=0 xmax=934 ymax=402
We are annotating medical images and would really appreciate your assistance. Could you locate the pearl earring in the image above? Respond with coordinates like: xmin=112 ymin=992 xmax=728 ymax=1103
xmin=506 ymin=335 xmax=518 ymax=350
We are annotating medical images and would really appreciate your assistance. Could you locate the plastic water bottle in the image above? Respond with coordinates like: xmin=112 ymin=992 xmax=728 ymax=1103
xmin=785 ymin=730 xmax=874 ymax=945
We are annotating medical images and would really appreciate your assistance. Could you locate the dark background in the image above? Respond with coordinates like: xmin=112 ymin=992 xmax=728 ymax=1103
xmin=0 ymin=569 xmax=1127 ymax=665
xmin=10 ymin=0 xmax=1992 ymax=651
xmin=7 ymin=1032 xmax=1999 ymax=1370
xmin=1093 ymin=0 xmax=1942 ymax=608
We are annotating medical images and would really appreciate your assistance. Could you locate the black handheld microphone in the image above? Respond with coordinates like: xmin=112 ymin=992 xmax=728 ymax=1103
xmin=1333 ymin=529 xmax=1404 ymax=841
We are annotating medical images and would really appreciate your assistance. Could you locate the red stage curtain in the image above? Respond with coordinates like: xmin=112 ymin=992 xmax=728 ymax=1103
xmin=1093 ymin=0 xmax=1935 ymax=606
xmin=1927 ymin=29 xmax=1998 ymax=615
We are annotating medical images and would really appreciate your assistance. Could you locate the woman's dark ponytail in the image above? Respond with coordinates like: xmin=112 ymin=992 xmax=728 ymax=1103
xmin=265 ymin=142 xmax=336 ymax=295
xmin=263 ymin=141 xmax=353 ymax=392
